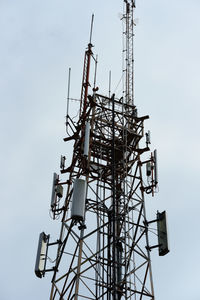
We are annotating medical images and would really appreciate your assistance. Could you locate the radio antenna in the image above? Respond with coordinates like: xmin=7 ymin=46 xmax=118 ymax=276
xmin=89 ymin=14 xmax=94 ymax=45
xmin=66 ymin=67 xmax=71 ymax=133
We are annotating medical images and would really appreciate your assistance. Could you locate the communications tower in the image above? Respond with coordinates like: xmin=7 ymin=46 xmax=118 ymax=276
xmin=35 ymin=1 xmax=169 ymax=299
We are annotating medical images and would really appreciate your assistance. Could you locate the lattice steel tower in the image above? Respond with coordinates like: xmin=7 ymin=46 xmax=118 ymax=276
xmin=35 ymin=1 xmax=169 ymax=299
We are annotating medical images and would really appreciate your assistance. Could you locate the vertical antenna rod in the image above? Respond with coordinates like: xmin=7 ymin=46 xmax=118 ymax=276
xmin=90 ymin=14 xmax=94 ymax=45
xmin=109 ymin=71 xmax=112 ymax=98
xmin=79 ymin=14 xmax=95 ymax=118
xmin=66 ymin=67 xmax=71 ymax=133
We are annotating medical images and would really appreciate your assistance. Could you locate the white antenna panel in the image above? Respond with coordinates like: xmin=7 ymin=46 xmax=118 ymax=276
xmin=51 ymin=173 xmax=59 ymax=209
xmin=35 ymin=232 xmax=49 ymax=278
xmin=71 ymin=178 xmax=87 ymax=221
xmin=84 ymin=122 xmax=90 ymax=157
xmin=154 ymin=149 xmax=158 ymax=185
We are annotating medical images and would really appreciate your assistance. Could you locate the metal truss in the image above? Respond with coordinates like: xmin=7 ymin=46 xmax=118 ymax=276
xmin=48 ymin=1 xmax=156 ymax=299
xmin=123 ymin=0 xmax=135 ymax=107
xmin=49 ymin=90 xmax=155 ymax=300
xmin=34 ymin=0 xmax=170 ymax=297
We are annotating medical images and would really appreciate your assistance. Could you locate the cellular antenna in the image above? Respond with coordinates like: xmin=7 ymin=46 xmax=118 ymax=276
xmin=89 ymin=14 xmax=94 ymax=45
xmin=35 ymin=2 xmax=170 ymax=299
xmin=109 ymin=70 xmax=112 ymax=98
xmin=66 ymin=67 xmax=71 ymax=133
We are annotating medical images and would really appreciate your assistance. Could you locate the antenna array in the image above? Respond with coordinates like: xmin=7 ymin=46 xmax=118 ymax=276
xmin=35 ymin=2 xmax=169 ymax=299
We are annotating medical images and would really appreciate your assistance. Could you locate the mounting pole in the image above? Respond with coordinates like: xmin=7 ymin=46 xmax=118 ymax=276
xmin=74 ymin=230 xmax=84 ymax=300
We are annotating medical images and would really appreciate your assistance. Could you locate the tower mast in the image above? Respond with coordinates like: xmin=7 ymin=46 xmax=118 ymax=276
xmin=124 ymin=0 xmax=135 ymax=106
xmin=35 ymin=2 xmax=170 ymax=299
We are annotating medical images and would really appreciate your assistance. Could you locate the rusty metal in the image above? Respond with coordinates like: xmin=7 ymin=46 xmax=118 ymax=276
xmin=47 ymin=1 xmax=161 ymax=299
xmin=49 ymin=85 xmax=156 ymax=298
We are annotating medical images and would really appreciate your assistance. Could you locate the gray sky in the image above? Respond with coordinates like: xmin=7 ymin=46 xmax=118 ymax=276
xmin=1 ymin=0 xmax=200 ymax=299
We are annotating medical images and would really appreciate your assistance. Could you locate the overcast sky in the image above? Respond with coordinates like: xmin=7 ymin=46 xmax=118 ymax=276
xmin=1 ymin=0 xmax=200 ymax=299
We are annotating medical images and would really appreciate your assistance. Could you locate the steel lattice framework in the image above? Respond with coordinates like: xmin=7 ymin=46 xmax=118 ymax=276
xmin=50 ymin=90 xmax=155 ymax=299
xmin=123 ymin=0 xmax=135 ymax=107
xmin=48 ymin=1 xmax=158 ymax=299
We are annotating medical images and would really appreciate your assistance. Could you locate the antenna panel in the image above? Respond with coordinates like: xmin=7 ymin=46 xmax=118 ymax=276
xmin=157 ymin=211 xmax=170 ymax=256
xmin=51 ymin=173 xmax=59 ymax=209
xmin=83 ymin=121 xmax=90 ymax=157
xmin=154 ymin=149 xmax=158 ymax=185
xmin=71 ymin=178 xmax=86 ymax=221
xmin=35 ymin=232 xmax=49 ymax=278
